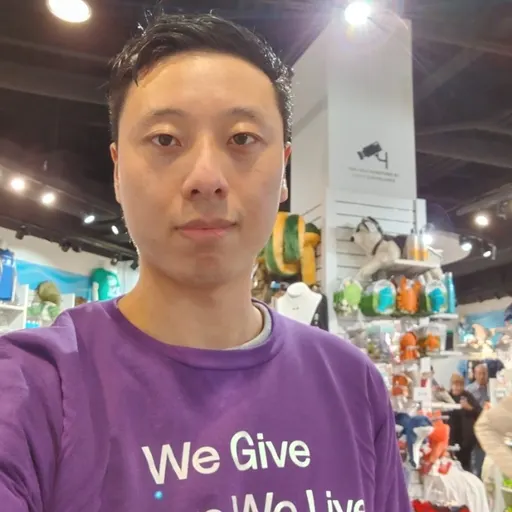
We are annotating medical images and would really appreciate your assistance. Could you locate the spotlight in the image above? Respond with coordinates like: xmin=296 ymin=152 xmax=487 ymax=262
xmin=59 ymin=241 xmax=71 ymax=252
xmin=474 ymin=213 xmax=489 ymax=227
xmin=497 ymin=201 xmax=509 ymax=220
xmin=130 ymin=259 xmax=139 ymax=271
xmin=41 ymin=191 xmax=56 ymax=206
xmin=344 ymin=0 xmax=372 ymax=26
xmin=459 ymin=235 xmax=473 ymax=253
xmin=47 ymin=0 xmax=91 ymax=23
xmin=83 ymin=214 xmax=95 ymax=225
xmin=482 ymin=242 xmax=496 ymax=260
xmin=72 ymin=245 xmax=82 ymax=253
xmin=111 ymin=224 xmax=120 ymax=236
xmin=110 ymin=256 xmax=119 ymax=266
xmin=461 ymin=241 xmax=473 ymax=252
xmin=10 ymin=177 xmax=26 ymax=193
xmin=15 ymin=225 xmax=28 ymax=240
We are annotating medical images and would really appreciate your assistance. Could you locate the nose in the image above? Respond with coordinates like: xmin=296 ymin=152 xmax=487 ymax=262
xmin=181 ymin=139 xmax=229 ymax=201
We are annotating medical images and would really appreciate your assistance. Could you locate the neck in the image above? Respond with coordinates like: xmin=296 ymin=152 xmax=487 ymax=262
xmin=118 ymin=262 xmax=263 ymax=350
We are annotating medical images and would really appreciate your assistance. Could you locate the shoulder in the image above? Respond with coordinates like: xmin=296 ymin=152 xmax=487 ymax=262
xmin=273 ymin=312 xmax=389 ymax=413
xmin=0 ymin=301 xmax=113 ymax=389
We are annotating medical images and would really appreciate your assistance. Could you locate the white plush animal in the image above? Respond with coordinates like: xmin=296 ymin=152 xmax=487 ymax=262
xmin=350 ymin=217 xmax=403 ymax=281
xmin=350 ymin=217 xmax=443 ymax=282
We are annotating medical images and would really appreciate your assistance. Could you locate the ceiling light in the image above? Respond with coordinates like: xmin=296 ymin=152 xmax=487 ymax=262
xmin=344 ymin=0 xmax=372 ymax=26
xmin=423 ymin=233 xmax=433 ymax=246
xmin=10 ymin=177 xmax=26 ymax=193
xmin=474 ymin=213 xmax=490 ymax=227
xmin=47 ymin=0 xmax=91 ymax=23
xmin=83 ymin=214 xmax=96 ymax=225
xmin=483 ymin=249 xmax=492 ymax=258
xmin=461 ymin=241 xmax=473 ymax=252
xmin=41 ymin=191 xmax=56 ymax=206
xmin=111 ymin=224 xmax=120 ymax=236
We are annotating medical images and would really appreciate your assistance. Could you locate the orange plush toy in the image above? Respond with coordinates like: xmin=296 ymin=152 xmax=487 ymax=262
xmin=400 ymin=332 xmax=419 ymax=361
xmin=427 ymin=421 xmax=450 ymax=464
xmin=396 ymin=277 xmax=422 ymax=315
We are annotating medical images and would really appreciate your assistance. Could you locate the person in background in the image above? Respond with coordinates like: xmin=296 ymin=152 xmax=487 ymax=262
xmin=0 ymin=12 xmax=409 ymax=512
xmin=475 ymin=393 xmax=512 ymax=480
xmin=447 ymin=373 xmax=482 ymax=471
xmin=467 ymin=363 xmax=490 ymax=477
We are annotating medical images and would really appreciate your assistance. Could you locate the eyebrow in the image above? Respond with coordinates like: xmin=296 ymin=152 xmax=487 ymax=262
xmin=136 ymin=106 xmax=266 ymax=128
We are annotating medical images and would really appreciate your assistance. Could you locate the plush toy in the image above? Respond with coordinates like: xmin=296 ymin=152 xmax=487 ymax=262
xmin=395 ymin=413 xmax=434 ymax=468
xmin=427 ymin=420 xmax=450 ymax=464
xmin=400 ymin=332 xmax=419 ymax=361
xmin=350 ymin=217 xmax=443 ymax=282
xmin=392 ymin=374 xmax=411 ymax=398
xmin=263 ymin=213 xmax=321 ymax=285
xmin=396 ymin=277 xmax=422 ymax=315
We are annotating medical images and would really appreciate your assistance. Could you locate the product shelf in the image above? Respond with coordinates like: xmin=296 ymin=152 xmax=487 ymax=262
xmin=379 ymin=258 xmax=439 ymax=278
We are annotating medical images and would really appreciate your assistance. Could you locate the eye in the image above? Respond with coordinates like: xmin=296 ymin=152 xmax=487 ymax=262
xmin=151 ymin=134 xmax=179 ymax=147
xmin=229 ymin=133 xmax=258 ymax=146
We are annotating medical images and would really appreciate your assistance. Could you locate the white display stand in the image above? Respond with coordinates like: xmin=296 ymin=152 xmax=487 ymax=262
xmin=0 ymin=284 xmax=29 ymax=333
xmin=291 ymin=13 xmax=424 ymax=334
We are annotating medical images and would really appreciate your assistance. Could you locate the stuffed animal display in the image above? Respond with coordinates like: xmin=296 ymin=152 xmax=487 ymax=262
xmin=262 ymin=212 xmax=321 ymax=286
xmin=350 ymin=216 xmax=443 ymax=283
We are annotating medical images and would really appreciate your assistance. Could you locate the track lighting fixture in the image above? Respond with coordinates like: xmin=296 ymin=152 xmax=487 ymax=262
xmin=59 ymin=241 xmax=71 ymax=253
xmin=130 ymin=259 xmax=139 ymax=271
xmin=15 ymin=226 xmax=28 ymax=240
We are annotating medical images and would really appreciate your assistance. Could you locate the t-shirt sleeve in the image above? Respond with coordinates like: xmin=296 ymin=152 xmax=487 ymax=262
xmin=368 ymin=365 xmax=411 ymax=511
xmin=0 ymin=332 xmax=64 ymax=511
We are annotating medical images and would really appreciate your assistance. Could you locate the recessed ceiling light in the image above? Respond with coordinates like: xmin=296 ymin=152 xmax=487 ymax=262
xmin=344 ymin=0 xmax=372 ymax=26
xmin=111 ymin=225 xmax=120 ymax=235
xmin=83 ymin=214 xmax=96 ymax=224
xmin=474 ymin=213 xmax=489 ymax=227
xmin=461 ymin=241 xmax=472 ymax=252
xmin=47 ymin=0 xmax=91 ymax=23
xmin=41 ymin=191 xmax=56 ymax=206
xmin=483 ymin=249 xmax=492 ymax=258
xmin=10 ymin=177 xmax=26 ymax=192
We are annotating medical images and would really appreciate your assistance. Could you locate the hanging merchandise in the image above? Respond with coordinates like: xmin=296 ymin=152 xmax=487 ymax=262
xmin=263 ymin=213 xmax=321 ymax=285
xmin=274 ymin=281 xmax=329 ymax=330
xmin=400 ymin=330 xmax=420 ymax=362
xmin=26 ymin=281 xmax=63 ymax=327
xmin=0 ymin=247 xmax=16 ymax=302
xmin=395 ymin=412 xmax=434 ymax=468
xmin=396 ymin=276 xmax=422 ymax=315
xmin=360 ymin=279 xmax=396 ymax=316
xmin=91 ymin=267 xmax=121 ymax=301
xmin=444 ymin=272 xmax=457 ymax=315
xmin=418 ymin=322 xmax=446 ymax=356
xmin=333 ymin=278 xmax=362 ymax=315
xmin=422 ymin=279 xmax=448 ymax=315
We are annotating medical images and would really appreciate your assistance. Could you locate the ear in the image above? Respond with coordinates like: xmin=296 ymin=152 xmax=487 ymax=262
xmin=110 ymin=142 xmax=120 ymax=204
xmin=280 ymin=143 xmax=292 ymax=203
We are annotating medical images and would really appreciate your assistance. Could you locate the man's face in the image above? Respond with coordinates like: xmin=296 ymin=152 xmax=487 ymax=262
xmin=474 ymin=366 xmax=488 ymax=385
xmin=111 ymin=52 xmax=290 ymax=286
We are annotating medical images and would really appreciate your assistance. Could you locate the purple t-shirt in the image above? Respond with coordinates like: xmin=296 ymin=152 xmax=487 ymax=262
xmin=0 ymin=300 xmax=409 ymax=511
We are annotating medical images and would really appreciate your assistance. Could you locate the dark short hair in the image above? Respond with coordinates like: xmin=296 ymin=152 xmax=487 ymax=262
xmin=108 ymin=13 xmax=293 ymax=142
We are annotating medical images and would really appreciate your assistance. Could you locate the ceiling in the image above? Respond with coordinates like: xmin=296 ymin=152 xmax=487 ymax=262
xmin=0 ymin=0 xmax=512 ymax=301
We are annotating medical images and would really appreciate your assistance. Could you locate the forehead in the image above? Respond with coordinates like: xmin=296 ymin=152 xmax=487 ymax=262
xmin=121 ymin=51 xmax=280 ymax=123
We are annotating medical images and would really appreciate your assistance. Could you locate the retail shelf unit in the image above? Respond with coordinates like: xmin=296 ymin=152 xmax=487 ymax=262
xmin=0 ymin=283 xmax=29 ymax=334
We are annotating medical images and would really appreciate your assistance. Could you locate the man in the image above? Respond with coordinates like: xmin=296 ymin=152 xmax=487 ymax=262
xmin=0 ymin=13 xmax=409 ymax=511
xmin=467 ymin=363 xmax=490 ymax=477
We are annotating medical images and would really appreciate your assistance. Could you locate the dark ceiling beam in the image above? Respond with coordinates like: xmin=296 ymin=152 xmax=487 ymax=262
xmin=0 ymin=61 xmax=106 ymax=105
xmin=416 ymin=135 xmax=512 ymax=169
xmin=0 ymin=193 xmax=135 ymax=259
xmin=415 ymin=48 xmax=482 ymax=103
xmin=0 ymin=36 xmax=110 ymax=65
xmin=417 ymin=121 xmax=512 ymax=137
xmin=414 ymin=25 xmax=512 ymax=58
xmin=0 ymin=155 xmax=119 ymax=216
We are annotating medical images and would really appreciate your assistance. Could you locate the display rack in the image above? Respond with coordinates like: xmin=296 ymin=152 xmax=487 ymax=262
xmin=0 ymin=283 xmax=29 ymax=334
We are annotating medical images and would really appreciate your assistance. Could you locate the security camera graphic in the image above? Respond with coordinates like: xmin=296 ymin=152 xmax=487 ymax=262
xmin=357 ymin=141 xmax=388 ymax=169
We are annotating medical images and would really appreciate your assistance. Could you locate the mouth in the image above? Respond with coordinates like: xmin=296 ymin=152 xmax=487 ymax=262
xmin=176 ymin=219 xmax=236 ymax=241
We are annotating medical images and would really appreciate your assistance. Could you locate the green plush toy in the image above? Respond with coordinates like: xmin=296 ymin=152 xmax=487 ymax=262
xmin=333 ymin=279 xmax=362 ymax=315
